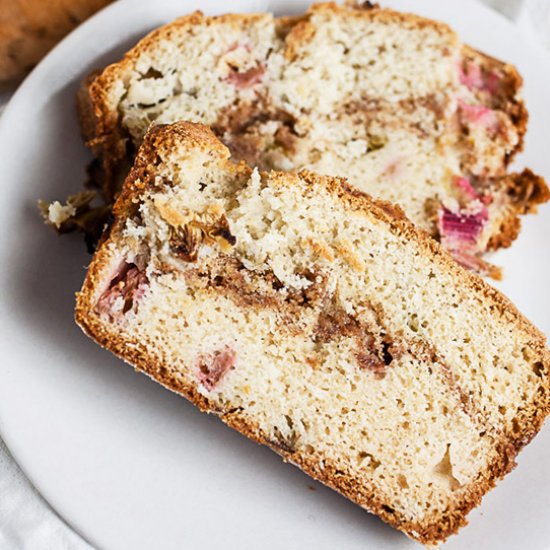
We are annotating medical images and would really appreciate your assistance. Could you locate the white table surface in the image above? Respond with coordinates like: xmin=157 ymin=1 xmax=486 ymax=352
xmin=0 ymin=1 xmax=544 ymax=548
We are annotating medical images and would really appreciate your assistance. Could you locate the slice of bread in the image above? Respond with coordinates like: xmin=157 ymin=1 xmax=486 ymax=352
xmin=75 ymin=2 xmax=549 ymax=274
xmin=76 ymin=121 xmax=550 ymax=546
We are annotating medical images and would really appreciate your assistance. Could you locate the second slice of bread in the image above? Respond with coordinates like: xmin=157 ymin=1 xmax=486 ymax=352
xmin=74 ymin=3 xmax=549 ymax=274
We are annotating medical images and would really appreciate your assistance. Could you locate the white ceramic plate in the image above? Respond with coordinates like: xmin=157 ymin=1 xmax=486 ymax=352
xmin=1 ymin=1 xmax=549 ymax=548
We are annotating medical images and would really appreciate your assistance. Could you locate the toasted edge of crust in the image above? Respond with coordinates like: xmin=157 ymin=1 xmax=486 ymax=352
xmin=75 ymin=121 xmax=550 ymax=546
xmin=309 ymin=2 xmax=456 ymax=36
xmin=487 ymin=168 xmax=550 ymax=251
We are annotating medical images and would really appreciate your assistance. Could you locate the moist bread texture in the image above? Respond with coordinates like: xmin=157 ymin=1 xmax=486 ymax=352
xmin=76 ymin=122 xmax=550 ymax=546
xmin=73 ymin=2 xmax=549 ymax=274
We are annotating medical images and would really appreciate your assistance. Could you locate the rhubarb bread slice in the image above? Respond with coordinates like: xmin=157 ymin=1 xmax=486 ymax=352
xmin=71 ymin=2 xmax=549 ymax=274
xmin=76 ymin=122 xmax=550 ymax=546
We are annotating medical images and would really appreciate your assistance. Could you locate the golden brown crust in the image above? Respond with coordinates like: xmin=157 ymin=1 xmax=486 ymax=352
xmin=309 ymin=2 xmax=456 ymax=36
xmin=75 ymin=121 xmax=550 ymax=546
xmin=274 ymin=14 xmax=309 ymax=40
xmin=76 ymin=70 xmax=129 ymax=203
xmin=487 ymin=169 xmax=550 ymax=250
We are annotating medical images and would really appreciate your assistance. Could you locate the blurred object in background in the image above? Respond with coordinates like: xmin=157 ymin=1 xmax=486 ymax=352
xmin=0 ymin=0 xmax=114 ymax=89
